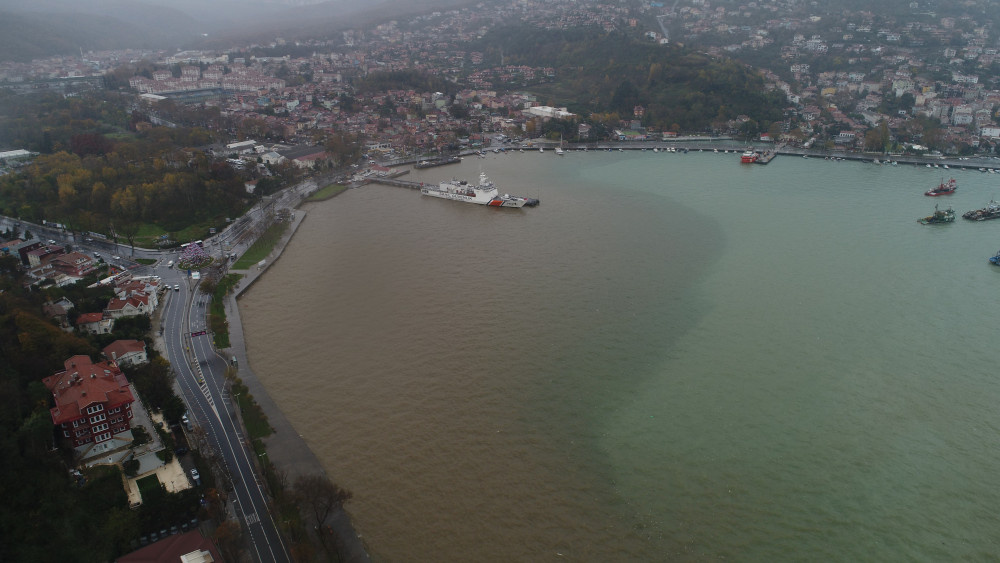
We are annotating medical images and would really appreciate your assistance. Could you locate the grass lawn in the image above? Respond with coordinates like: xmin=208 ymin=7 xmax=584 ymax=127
xmin=135 ymin=258 xmax=156 ymax=265
xmin=232 ymin=220 xmax=289 ymax=269
xmin=305 ymin=183 xmax=347 ymax=202
xmin=129 ymin=220 xmax=232 ymax=248
xmin=136 ymin=474 xmax=161 ymax=499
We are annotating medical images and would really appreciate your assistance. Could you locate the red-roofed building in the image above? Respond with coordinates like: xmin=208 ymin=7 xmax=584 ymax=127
xmin=103 ymin=339 xmax=149 ymax=368
xmin=26 ymin=244 xmax=63 ymax=267
xmin=116 ymin=529 xmax=223 ymax=563
xmin=105 ymin=294 xmax=152 ymax=319
xmin=49 ymin=251 xmax=98 ymax=277
xmin=43 ymin=355 xmax=135 ymax=448
xmin=77 ymin=312 xmax=114 ymax=334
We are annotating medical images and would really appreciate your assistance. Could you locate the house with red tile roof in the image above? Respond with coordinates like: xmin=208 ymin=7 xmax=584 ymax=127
xmin=50 ymin=251 xmax=98 ymax=278
xmin=105 ymin=294 xmax=152 ymax=319
xmin=103 ymin=340 xmax=149 ymax=368
xmin=77 ymin=312 xmax=114 ymax=334
xmin=115 ymin=277 xmax=161 ymax=310
xmin=43 ymin=355 xmax=135 ymax=450
xmin=26 ymin=244 xmax=63 ymax=267
xmin=116 ymin=529 xmax=223 ymax=563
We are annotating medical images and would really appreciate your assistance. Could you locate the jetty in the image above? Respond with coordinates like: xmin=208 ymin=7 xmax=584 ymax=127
xmin=367 ymin=176 xmax=424 ymax=189
xmin=754 ymin=150 xmax=777 ymax=165
xmin=414 ymin=155 xmax=461 ymax=169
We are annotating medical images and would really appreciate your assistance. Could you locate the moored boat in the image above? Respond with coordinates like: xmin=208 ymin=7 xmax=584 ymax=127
xmin=990 ymin=250 xmax=1000 ymax=266
xmin=925 ymin=178 xmax=957 ymax=196
xmin=918 ymin=205 xmax=955 ymax=224
xmin=740 ymin=150 xmax=759 ymax=164
xmin=962 ymin=200 xmax=1000 ymax=221
xmin=420 ymin=171 xmax=533 ymax=208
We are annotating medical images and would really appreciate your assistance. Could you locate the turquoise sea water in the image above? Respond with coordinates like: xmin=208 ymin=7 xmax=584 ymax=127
xmin=240 ymin=151 xmax=1000 ymax=561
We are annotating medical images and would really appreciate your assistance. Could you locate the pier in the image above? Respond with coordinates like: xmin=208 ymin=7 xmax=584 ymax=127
xmin=366 ymin=176 xmax=425 ymax=190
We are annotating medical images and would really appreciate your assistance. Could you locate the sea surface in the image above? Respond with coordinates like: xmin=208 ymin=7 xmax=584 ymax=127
xmin=239 ymin=150 xmax=1000 ymax=561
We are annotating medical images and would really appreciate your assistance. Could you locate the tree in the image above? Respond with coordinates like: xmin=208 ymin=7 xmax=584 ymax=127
xmin=294 ymin=474 xmax=352 ymax=556
xmin=864 ymin=121 xmax=891 ymax=153
xmin=213 ymin=520 xmax=244 ymax=562
xmin=122 ymin=458 xmax=141 ymax=477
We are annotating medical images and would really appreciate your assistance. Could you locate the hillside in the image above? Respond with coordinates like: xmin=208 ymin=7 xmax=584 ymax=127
xmin=474 ymin=26 xmax=787 ymax=133
xmin=0 ymin=4 xmax=198 ymax=62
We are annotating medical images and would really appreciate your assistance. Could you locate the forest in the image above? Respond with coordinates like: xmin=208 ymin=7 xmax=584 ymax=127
xmin=473 ymin=26 xmax=787 ymax=133
xmin=0 ymin=92 xmax=252 ymax=245
xmin=0 ymin=259 xmax=210 ymax=561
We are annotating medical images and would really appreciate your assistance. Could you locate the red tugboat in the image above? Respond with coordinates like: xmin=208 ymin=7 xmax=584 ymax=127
xmin=740 ymin=150 xmax=759 ymax=163
xmin=925 ymin=178 xmax=957 ymax=196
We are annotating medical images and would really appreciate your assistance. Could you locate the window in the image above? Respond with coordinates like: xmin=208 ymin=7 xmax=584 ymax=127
xmin=92 ymin=423 xmax=109 ymax=433
xmin=85 ymin=404 xmax=104 ymax=415
xmin=72 ymin=419 xmax=79 ymax=428
xmin=94 ymin=432 xmax=111 ymax=443
xmin=89 ymin=414 xmax=106 ymax=424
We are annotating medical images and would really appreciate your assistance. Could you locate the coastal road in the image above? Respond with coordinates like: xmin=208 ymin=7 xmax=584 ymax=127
xmin=160 ymin=270 xmax=291 ymax=563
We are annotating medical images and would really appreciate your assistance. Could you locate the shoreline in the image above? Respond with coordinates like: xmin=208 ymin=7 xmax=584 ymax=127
xmin=222 ymin=206 xmax=370 ymax=562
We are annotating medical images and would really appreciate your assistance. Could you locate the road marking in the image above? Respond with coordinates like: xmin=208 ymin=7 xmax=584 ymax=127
xmin=245 ymin=511 xmax=260 ymax=525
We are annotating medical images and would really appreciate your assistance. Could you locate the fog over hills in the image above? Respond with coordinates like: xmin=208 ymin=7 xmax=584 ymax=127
xmin=0 ymin=0 xmax=475 ymax=61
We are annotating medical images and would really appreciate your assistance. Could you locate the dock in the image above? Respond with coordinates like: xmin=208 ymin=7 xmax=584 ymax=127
xmin=367 ymin=176 xmax=425 ymax=189
xmin=754 ymin=151 xmax=777 ymax=165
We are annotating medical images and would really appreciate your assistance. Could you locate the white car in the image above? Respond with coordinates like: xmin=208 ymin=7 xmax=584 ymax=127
xmin=112 ymin=255 xmax=121 ymax=260
xmin=174 ymin=285 xmax=180 ymax=291
xmin=190 ymin=468 xmax=200 ymax=483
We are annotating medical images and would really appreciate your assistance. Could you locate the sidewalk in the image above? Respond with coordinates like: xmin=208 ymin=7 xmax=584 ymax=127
xmin=221 ymin=209 xmax=370 ymax=562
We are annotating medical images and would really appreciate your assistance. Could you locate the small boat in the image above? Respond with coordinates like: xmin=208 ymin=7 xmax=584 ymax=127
xmin=925 ymin=178 xmax=957 ymax=196
xmin=991 ymin=250 xmax=1000 ymax=266
xmin=918 ymin=205 xmax=955 ymax=224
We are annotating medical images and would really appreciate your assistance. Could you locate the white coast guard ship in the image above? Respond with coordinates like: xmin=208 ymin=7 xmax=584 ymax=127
xmin=420 ymin=172 xmax=537 ymax=207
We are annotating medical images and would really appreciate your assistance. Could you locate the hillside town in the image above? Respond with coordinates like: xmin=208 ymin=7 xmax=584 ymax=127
xmin=2 ymin=1 xmax=1000 ymax=158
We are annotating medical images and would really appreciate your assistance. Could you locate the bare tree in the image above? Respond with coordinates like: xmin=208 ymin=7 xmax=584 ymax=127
xmin=295 ymin=475 xmax=352 ymax=526
xmin=294 ymin=474 xmax=353 ymax=556
xmin=213 ymin=520 xmax=245 ymax=562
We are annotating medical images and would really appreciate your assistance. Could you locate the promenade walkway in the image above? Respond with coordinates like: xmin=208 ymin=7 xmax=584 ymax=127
xmin=221 ymin=207 xmax=370 ymax=562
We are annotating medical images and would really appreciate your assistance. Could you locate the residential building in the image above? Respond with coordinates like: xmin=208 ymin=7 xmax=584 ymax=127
xmin=77 ymin=312 xmax=114 ymax=334
xmin=43 ymin=355 xmax=135 ymax=449
xmin=104 ymin=294 xmax=152 ymax=319
xmin=116 ymin=529 xmax=223 ymax=563
xmin=103 ymin=340 xmax=149 ymax=368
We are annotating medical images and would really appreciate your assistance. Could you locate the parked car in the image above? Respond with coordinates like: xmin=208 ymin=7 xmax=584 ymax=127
xmin=190 ymin=468 xmax=201 ymax=485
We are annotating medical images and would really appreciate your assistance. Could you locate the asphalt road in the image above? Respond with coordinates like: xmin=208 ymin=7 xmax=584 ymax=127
xmin=158 ymin=265 xmax=290 ymax=563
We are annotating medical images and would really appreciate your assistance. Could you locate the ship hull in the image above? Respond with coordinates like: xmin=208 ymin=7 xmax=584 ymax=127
xmin=420 ymin=188 xmax=527 ymax=207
